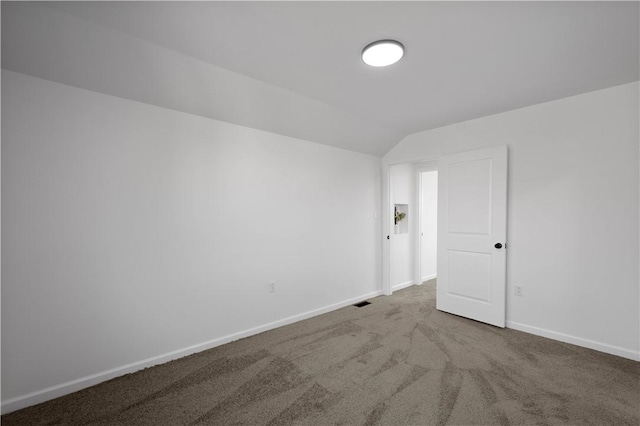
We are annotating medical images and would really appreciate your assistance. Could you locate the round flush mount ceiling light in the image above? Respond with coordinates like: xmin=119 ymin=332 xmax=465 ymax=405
xmin=361 ymin=40 xmax=404 ymax=67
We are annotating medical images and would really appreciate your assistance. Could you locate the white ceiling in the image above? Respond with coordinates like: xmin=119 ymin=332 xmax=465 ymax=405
xmin=3 ymin=2 xmax=639 ymax=156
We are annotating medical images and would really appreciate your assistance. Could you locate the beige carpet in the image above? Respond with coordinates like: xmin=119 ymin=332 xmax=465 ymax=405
xmin=3 ymin=280 xmax=639 ymax=425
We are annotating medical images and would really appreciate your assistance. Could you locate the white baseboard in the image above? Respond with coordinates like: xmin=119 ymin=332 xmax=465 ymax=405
xmin=1 ymin=289 xmax=383 ymax=414
xmin=506 ymin=321 xmax=640 ymax=362
xmin=392 ymin=280 xmax=415 ymax=292
xmin=421 ymin=274 xmax=436 ymax=282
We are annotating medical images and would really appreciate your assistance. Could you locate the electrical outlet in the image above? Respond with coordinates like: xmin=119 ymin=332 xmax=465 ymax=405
xmin=268 ymin=281 xmax=276 ymax=293
xmin=514 ymin=285 xmax=523 ymax=297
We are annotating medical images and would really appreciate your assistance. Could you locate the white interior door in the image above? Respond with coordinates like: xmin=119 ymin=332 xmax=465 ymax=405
xmin=437 ymin=145 xmax=507 ymax=327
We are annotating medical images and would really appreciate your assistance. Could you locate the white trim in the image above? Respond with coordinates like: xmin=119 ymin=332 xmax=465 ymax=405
xmin=415 ymin=167 xmax=423 ymax=287
xmin=392 ymin=280 xmax=415 ymax=292
xmin=421 ymin=274 xmax=437 ymax=283
xmin=386 ymin=156 xmax=440 ymax=167
xmin=381 ymin=164 xmax=392 ymax=296
xmin=415 ymin=163 xmax=438 ymax=294
xmin=1 ymin=289 xmax=383 ymax=414
xmin=384 ymin=158 xmax=439 ymax=298
xmin=506 ymin=321 xmax=640 ymax=362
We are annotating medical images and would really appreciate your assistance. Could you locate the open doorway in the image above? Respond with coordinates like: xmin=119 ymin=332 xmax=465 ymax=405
xmin=385 ymin=161 xmax=437 ymax=294
xmin=384 ymin=147 xmax=507 ymax=326
xmin=417 ymin=168 xmax=438 ymax=286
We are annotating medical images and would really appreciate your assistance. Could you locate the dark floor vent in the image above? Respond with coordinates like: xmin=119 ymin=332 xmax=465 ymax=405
xmin=353 ymin=301 xmax=371 ymax=308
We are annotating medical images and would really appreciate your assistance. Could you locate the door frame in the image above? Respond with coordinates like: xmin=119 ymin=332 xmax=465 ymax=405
xmin=382 ymin=157 xmax=437 ymax=295
xmin=415 ymin=162 xmax=438 ymax=287
xmin=382 ymin=163 xmax=392 ymax=295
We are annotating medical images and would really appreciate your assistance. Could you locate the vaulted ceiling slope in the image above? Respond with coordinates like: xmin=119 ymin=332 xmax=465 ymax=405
xmin=3 ymin=2 xmax=639 ymax=156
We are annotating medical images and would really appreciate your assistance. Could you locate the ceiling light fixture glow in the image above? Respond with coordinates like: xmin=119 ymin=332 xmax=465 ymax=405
xmin=362 ymin=40 xmax=404 ymax=67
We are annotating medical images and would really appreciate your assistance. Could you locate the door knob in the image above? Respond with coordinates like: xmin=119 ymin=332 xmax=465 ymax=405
xmin=494 ymin=243 xmax=503 ymax=249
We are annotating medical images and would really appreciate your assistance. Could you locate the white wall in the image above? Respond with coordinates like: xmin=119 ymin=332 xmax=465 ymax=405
xmin=384 ymin=82 xmax=640 ymax=360
xmin=1 ymin=70 xmax=382 ymax=410
xmin=389 ymin=164 xmax=415 ymax=289
xmin=420 ymin=171 xmax=437 ymax=281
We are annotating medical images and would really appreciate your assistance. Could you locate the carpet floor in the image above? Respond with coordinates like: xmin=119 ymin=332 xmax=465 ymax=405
xmin=2 ymin=280 xmax=639 ymax=425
